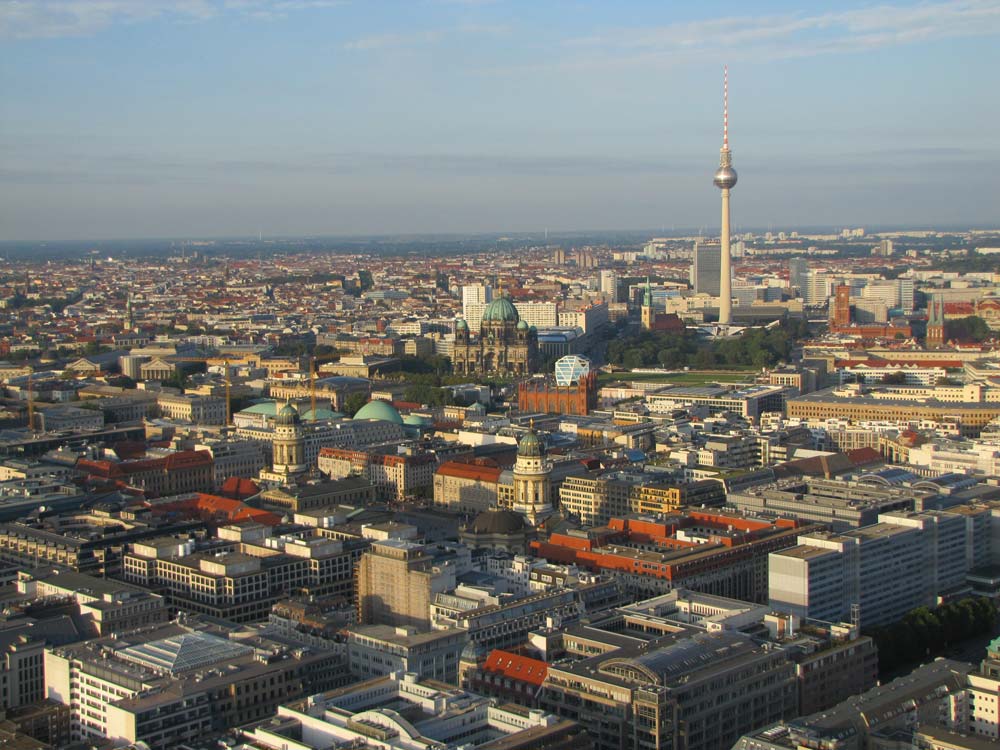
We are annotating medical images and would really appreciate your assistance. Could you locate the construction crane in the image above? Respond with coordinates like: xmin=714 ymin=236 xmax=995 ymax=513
xmin=26 ymin=371 xmax=34 ymax=432
xmin=310 ymin=357 xmax=317 ymax=423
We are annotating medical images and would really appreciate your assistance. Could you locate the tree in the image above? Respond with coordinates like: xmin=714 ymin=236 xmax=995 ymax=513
xmin=881 ymin=371 xmax=907 ymax=385
xmin=342 ymin=392 xmax=369 ymax=417
xmin=622 ymin=350 xmax=643 ymax=369
xmin=946 ymin=315 xmax=991 ymax=343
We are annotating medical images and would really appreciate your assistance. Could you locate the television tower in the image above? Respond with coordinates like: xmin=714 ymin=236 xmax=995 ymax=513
xmin=713 ymin=65 xmax=737 ymax=326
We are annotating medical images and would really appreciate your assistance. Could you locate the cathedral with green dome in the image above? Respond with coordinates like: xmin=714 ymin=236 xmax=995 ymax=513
xmin=452 ymin=292 xmax=539 ymax=377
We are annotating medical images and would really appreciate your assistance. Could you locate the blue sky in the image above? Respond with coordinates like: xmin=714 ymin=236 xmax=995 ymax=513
xmin=2 ymin=0 xmax=999 ymax=240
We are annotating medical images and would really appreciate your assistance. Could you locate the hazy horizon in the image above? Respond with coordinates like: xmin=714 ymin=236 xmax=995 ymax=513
xmin=3 ymin=0 xmax=999 ymax=241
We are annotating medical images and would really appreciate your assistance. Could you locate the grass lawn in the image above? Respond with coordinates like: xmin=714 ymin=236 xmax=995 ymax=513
xmin=597 ymin=369 xmax=758 ymax=386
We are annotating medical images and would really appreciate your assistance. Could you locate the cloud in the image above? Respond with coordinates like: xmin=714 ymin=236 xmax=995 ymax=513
xmin=560 ymin=1 xmax=1000 ymax=67
xmin=0 ymin=0 xmax=344 ymax=39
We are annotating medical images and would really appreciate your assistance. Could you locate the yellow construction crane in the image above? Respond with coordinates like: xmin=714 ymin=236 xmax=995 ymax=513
xmin=310 ymin=357 xmax=317 ymax=423
xmin=26 ymin=371 xmax=34 ymax=432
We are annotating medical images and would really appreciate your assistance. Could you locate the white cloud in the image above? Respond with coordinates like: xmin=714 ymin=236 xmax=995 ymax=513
xmin=561 ymin=1 xmax=1000 ymax=66
xmin=0 ymin=0 xmax=344 ymax=38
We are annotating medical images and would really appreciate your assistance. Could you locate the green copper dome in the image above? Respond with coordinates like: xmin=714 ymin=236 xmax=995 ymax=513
xmin=482 ymin=295 xmax=519 ymax=323
xmin=275 ymin=402 xmax=300 ymax=426
xmin=455 ymin=318 xmax=468 ymax=330
xmin=518 ymin=429 xmax=544 ymax=458
xmin=516 ymin=320 xmax=529 ymax=330
xmin=353 ymin=400 xmax=404 ymax=425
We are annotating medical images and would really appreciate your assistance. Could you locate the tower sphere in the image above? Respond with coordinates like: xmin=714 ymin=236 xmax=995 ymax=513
xmin=713 ymin=165 xmax=737 ymax=190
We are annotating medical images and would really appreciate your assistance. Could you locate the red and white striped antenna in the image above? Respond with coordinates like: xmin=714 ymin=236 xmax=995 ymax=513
xmin=723 ymin=65 xmax=729 ymax=151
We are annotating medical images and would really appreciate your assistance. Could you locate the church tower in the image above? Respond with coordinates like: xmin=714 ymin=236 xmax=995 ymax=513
xmin=271 ymin=401 xmax=307 ymax=478
xmin=641 ymin=277 xmax=654 ymax=330
xmin=927 ymin=295 xmax=946 ymax=348
xmin=511 ymin=423 xmax=552 ymax=525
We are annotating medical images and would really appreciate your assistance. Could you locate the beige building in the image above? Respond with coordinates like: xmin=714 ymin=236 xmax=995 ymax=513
xmin=787 ymin=383 xmax=1000 ymax=437
xmin=357 ymin=540 xmax=455 ymax=630
xmin=318 ymin=447 xmax=437 ymax=500
xmin=433 ymin=461 xmax=503 ymax=514
xmin=156 ymin=392 xmax=226 ymax=425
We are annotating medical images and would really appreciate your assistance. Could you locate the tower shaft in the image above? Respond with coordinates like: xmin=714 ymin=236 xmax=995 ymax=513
xmin=719 ymin=189 xmax=732 ymax=325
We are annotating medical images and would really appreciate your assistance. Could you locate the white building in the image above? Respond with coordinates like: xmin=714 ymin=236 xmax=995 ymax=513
xmin=769 ymin=506 xmax=992 ymax=628
xmin=345 ymin=624 xmax=467 ymax=683
xmin=461 ymin=284 xmax=492 ymax=320
xmin=233 ymin=671 xmax=583 ymax=750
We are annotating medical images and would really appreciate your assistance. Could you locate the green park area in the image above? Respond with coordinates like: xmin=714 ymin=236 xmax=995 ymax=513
xmin=597 ymin=368 xmax=757 ymax=386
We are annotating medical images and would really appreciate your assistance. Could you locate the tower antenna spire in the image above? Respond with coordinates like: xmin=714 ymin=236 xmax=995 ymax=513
xmin=723 ymin=65 xmax=729 ymax=151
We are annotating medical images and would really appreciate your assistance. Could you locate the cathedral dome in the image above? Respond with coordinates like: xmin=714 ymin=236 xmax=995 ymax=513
xmin=516 ymin=320 xmax=529 ymax=330
xmin=469 ymin=509 xmax=526 ymax=535
xmin=482 ymin=295 xmax=519 ymax=323
xmin=353 ymin=400 xmax=404 ymax=425
xmin=455 ymin=318 xmax=468 ymax=330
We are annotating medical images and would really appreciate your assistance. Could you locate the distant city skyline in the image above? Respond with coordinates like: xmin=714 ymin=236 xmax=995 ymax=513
xmin=2 ymin=0 xmax=999 ymax=241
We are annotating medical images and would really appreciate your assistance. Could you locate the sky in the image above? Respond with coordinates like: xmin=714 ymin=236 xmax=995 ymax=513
xmin=2 ymin=0 xmax=999 ymax=241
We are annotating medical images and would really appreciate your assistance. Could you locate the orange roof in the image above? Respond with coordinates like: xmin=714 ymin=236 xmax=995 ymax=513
xmin=220 ymin=476 xmax=260 ymax=500
xmin=436 ymin=461 xmax=502 ymax=483
xmin=483 ymin=650 xmax=548 ymax=686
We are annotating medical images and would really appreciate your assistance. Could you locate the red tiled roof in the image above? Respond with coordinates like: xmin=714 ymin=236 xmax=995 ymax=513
xmin=435 ymin=461 xmax=502 ymax=483
xmin=846 ymin=447 xmax=883 ymax=467
xmin=220 ymin=476 xmax=260 ymax=500
xmin=483 ymin=650 xmax=549 ymax=686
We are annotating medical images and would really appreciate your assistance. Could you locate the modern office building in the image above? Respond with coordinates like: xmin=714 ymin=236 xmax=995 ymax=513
xmin=345 ymin=624 xmax=467 ymax=683
xmin=45 ymin=622 xmax=342 ymax=750
xmin=769 ymin=506 xmax=992 ymax=627
xmin=234 ymin=671 xmax=590 ymax=750
xmin=727 ymin=477 xmax=928 ymax=531
xmin=543 ymin=630 xmax=795 ymax=750
xmin=692 ymin=241 xmax=722 ymax=296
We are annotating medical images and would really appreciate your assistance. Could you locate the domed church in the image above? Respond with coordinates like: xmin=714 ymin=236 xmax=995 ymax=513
xmin=452 ymin=293 xmax=539 ymax=377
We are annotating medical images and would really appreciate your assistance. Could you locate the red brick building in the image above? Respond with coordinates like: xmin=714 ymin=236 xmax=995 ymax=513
xmin=517 ymin=370 xmax=598 ymax=415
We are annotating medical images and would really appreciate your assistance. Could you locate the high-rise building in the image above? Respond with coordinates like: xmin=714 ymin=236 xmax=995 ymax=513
xmin=788 ymin=257 xmax=809 ymax=295
xmin=768 ymin=506 xmax=992 ymax=628
xmin=692 ymin=241 xmax=722 ymax=296
xmin=599 ymin=269 xmax=617 ymax=301
xmin=357 ymin=540 xmax=456 ymax=629
xmin=713 ymin=66 xmax=738 ymax=325
xmin=462 ymin=283 xmax=492 ymax=319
